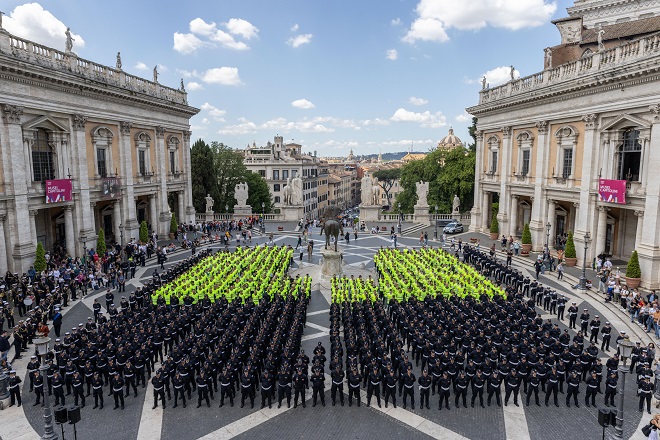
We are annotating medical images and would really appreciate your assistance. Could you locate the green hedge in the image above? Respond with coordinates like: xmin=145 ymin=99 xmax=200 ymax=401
xmin=522 ymin=223 xmax=532 ymax=245
xmin=627 ymin=250 xmax=641 ymax=278
xmin=490 ymin=215 xmax=499 ymax=233
xmin=564 ymin=231 xmax=576 ymax=258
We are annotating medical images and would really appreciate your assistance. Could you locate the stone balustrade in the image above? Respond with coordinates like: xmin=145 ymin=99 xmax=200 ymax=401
xmin=478 ymin=31 xmax=660 ymax=105
xmin=2 ymin=31 xmax=187 ymax=105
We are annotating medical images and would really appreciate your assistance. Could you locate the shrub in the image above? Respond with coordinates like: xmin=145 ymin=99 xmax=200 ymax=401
xmin=170 ymin=213 xmax=178 ymax=234
xmin=564 ymin=231 xmax=576 ymax=258
xmin=522 ymin=223 xmax=532 ymax=245
xmin=97 ymin=228 xmax=106 ymax=256
xmin=140 ymin=221 xmax=149 ymax=243
xmin=34 ymin=242 xmax=46 ymax=272
xmin=627 ymin=250 xmax=641 ymax=278
xmin=490 ymin=215 xmax=499 ymax=234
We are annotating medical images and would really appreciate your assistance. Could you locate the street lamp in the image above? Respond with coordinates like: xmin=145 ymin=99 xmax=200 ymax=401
xmin=261 ymin=202 xmax=265 ymax=233
xmin=546 ymin=221 xmax=551 ymax=250
xmin=78 ymin=235 xmax=87 ymax=264
xmin=578 ymin=232 xmax=590 ymax=290
xmin=613 ymin=337 xmax=636 ymax=438
xmin=119 ymin=224 xmax=124 ymax=247
xmin=33 ymin=336 xmax=58 ymax=440
xmin=434 ymin=205 xmax=438 ymax=240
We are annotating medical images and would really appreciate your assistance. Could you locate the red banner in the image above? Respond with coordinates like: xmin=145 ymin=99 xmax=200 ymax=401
xmin=598 ymin=179 xmax=626 ymax=204
xmin=45 ymin=179 xmax=72 ymax=204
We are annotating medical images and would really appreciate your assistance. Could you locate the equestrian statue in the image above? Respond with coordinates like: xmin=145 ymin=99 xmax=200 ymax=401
xmin=319 ymin=206 xmax=344 ymax=252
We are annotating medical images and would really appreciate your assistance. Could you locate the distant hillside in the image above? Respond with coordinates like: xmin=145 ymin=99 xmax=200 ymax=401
xmin=360 ymin=151 xmax=427 ymax=161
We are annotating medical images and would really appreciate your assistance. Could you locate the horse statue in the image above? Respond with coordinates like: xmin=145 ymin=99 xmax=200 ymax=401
xmin=319 ymin=206 xmax=344 ymax=252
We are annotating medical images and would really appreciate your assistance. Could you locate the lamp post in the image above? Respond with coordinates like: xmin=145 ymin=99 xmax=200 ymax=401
xmin=261 ymin=202 xmax=265 ymax=233
xmin=78 ymin=235 xmax=87 ymax=264
xmin=546 ymin=221 xmax=551 ymax=250
xmin=614 ymin=337 xmax=636 ymax=438
xmin=434 ymin=205 xmax=438 ymax=240
xmin=33 ymin=336 xmax=58 ymax=440
xmin=579 ymin=232 xmax=590 ymax=290
xmin=119 ymin=224 xmax=124 ymax=247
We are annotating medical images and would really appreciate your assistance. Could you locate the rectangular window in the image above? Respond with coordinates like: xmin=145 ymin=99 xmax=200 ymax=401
xmin=97 ymin=148 xmax=108 ymax=178
xmin=291 ymin=169 xmax=297 ymax=178
xmin=169 ymin=151 xmax=176 ymax=174
xmin=274 ymin=196 xmax=281 ymax=203
xmin=282 ymin=170 xmax=289 ymax=179
xmin=521 ymin=150 xmax=530 ymax=176
xmin=562 ymin=149 xmax=573 ymax=179
xmin=138 ymin=150 xmax=146 ymax=175
xmin=273 ymin=170 xmax=279 ymax=180
xmin=491 ymin=151 xmax=498 ymax=173
xmin=258 ymin=169 xmax=266 ymax=178
xmin=32 ymin=151 xmax=55 ymax=181
xmin=273 ymin=184 xmax=280 ymax=192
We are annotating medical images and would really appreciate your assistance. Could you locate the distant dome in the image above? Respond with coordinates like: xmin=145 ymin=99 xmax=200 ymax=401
xmin=438 ymin=128 xmax=462 ymax=149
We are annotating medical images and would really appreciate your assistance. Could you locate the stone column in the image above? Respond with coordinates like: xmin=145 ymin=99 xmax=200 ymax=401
xmin=69 ymin=115 xmax=96 ymax=253
xmin=29 ymin=209 xmax=38 ymax=244
xmin=530 ymin=121 xmax=549 ymax=250
xmin=113 ymin=201 xmax=121 ymax=243
xmin=2 ymin=105 xmax=35 ymax=273
xmin=497 ymin=127 xmax=512 ymax=234
xmin=154 ymin=126 xmax=170 ymax=235
xmin=149 ymin=195 xmax=158 ymax=232
xmin=119 ymin=121 xmax=140 ymax=239
xmin=481 ymin=191 xmax=490 ymax=231
xmin=634 ymin=210 xmax=644 ymax=251
xmin=178 ymin=191 xmax=185 ymax=225
xmin=595 ymin=206 xmax=609 ymax=257
xmin=509 ymin=195 xmax=519 ymax=237
xmin=0 ymin=215 xmax=8 ymax=275
xmin=64 ymin=205 xmax=75 ymax=257
xmin=547 ymin=199 xmax=556 ymax=248
xmin=574 ymin=114 xmax=599 ymax=262
xmin=470 ymin=131 xmax=484 ymax=232
xmin=182 ymin=131 xmax=195 ymax=223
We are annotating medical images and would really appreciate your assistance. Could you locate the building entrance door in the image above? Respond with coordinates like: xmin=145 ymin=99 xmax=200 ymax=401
xmin=605 ymin=224 xmax=613 ymax=256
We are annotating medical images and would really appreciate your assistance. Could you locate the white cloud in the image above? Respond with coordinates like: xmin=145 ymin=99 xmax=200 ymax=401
xmin=390 ymin=108 xmax=447 ymax=128
xmin=386 ymin=49 xmax=398 ymax=60
xmin=403 ymin=0 xmax=556 ymax=44
xmin=177 ymin=69 xmax=199 ymax=78
xmin=209 ymin=29 xmax=249 ymax=50
xmin=391 ymin=17 xmax=401 ymax=26
xmin=134 ymin=62 xmax=148 ymax=71
xmin=218 ymin=118 xmax=259 ymax=136
xmin=202 ymin=118 xmax=210 ymax=124
xmin=201 ymin=67 xmax=242 ymax=86
xmin=481 ymin=65 xmax=520 ymax=87
xmin=455 ymin=112 xmax=472 ymax=122
xmin=362 ymin=118 xmax=391 ymax=127
xmin=379 ymin=139 xmax=435 ymax=147
xmin=290 ymin=24 xmax=299 ymax=32
xmin=189 ymin=18 xmax=218 ymax=36
xmin=186 ymin=81 xmax=203 ymax=91
xmin=287 ymin=34 xmax=313 ymax=48
xmin=291 ymin=99 xmax=315 ymax=109
xmin=200 ymin=103 xmax=226 ymax=118
xmin=225 ymin=18 xmax=259 ymax=40
xmin=409 ymin=96 xmax=428 ymax=106
xmin=4 ymin=3 xmax=85 ymax=51
xmin=173 ymin=32 xmax=206 ymax=54
xmin=158 ymin=64 xmax=168 ymax=72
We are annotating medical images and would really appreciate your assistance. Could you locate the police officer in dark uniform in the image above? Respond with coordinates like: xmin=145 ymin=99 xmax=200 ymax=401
xmin=419 ymin=369 xmax=432 ymax=410
xmin=604 ymin=371 xmax=617 ymax=407
xmin=402 ymin=367 xmax=416 ymax=409
xmin=438 ymin=372 xmax=452 ymax=410
xmin=311 ymin=368 xmax=325 ymax=407
xmin=92 ymin=371 xmax=104 ymax=409
xmin=151 ymin=370 xmax=165 ymax=409
xmin=384 ymin=369 xmax=397 ymax=408
xmin=260 ymin=370 xmax=273 ymax=409
xmin=601 ymin=322 xmax=612 ymax=352
xmin=330 ymin=365 xmax=345 ymax=406
xmin=568 ymin=302 xmax=578 ymax=329
xmin=566 ymin=371 xmax=580 ymax=407
xmin=292 ymin=366 xmax=308 ymax=408
xmin=487 ymin=371 xmax=502 ymax=407
xmin=196 ymin=371 xmax=211 ymax=408
xmin=504 ymin=369 xmax=521 ymax=407
xmin=33 ymin=370 xmax=44 ymax=406
xmin=638 ymin=376 xmax=654 ymax=414
xmin=8 ymin=370 xmax=22 ymax=407
xmin=367 ymin=366 xmax=382 ymax=408
xmin=72 ymin=370 xmax=85 ymax=407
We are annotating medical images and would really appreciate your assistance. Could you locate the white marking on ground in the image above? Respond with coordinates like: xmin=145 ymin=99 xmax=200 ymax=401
xmin=502 ymin=398 xmax=531 ymax=440
xmin=306 ymin=309 xmax=330 ymax=316
xmin=136 ymin=363 xmax=163 ymax=440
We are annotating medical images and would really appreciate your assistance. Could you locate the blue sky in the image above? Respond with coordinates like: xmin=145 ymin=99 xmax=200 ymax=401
xmin=2 ymin=0 xmax=573 ymax=155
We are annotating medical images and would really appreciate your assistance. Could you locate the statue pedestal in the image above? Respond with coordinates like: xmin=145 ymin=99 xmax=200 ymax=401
xmin=282 ymin=205 xmax=304 ymax=222
xmin=414 ymin=205 xmax=430 ymax=225
xmin=233 ymin=205 xmax=252 ymax=219
xmin=205 ymin=211 xmax=215 ymax=222
xmin=452 ymin=212 xmax=461 ymax=221
xmin=359 ymin=205 xmax=380 ymax=222
xmin=320 ymin=248 xmax=343 ymax=278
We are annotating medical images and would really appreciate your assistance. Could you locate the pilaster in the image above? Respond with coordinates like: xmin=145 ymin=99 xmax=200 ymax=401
xmin=70 ymin=114 xmax=95 ymax=240
xmin=119 ymin=121 xmax=139 ymax=239
xmin=497 ymin=126 xmax=512 ymax=233
xmin=470 ymin=130 xmax=484 ymax=232
xmin=154 ymin=126 xmax=170 ymax=235
xmin=530 ymin=121 xmax=548 ymax=250
xmin=182 ymin=130 xmax=195 ymax=223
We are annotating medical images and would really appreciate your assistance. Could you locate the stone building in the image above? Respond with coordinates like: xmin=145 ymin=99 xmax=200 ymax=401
xmin=0 ymin=27 xmax=198 ymax=273
xmin=437 ymin=128 xmax=464 ymax=151
xmin=242 ymin=136 xmax=320 ymax=218
xmin=468 ymin=0 xmax=660 ymax=288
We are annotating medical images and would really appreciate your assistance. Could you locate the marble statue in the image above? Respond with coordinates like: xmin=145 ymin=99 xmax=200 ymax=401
xmin=283 ymin=177 xmax=293 ymax=205
xmin=153 ymin=66 xmax=159 ymax=83
xmin=116 ymin=52 xmax=122 ymax=70
xmin=0 ymin=11 xmax=4 ymax=29
xmin=205 ymin=194 xmax=214 ymax=212
xmin=510 ymin=65 xmax=515 ymax=81
xmin=453 ymin=194 xmax=461 ymax=213
xmin=291 ymin=176 xmax=304 ymax=206
xmin=416 ymin=181 xmax=429 ymax=207
xmin=598 ymin=29 xmax=605 ymax=52
xmin=544 ymin=48 xmax=552 ymax=68
xmin=180 ymin=78 xmax=185 ymax=92
xmin=372 ymin=181 xmax=381 ymax=206
xmin=481 ymin=76 xmax=487 ymax=90
xmin=234 ymin=182 xmax=249 ymax=206
xmin=361 ymin=176 xmax=373 ymax=206
xmin=65 ymin=27 xmax=74 ymax=52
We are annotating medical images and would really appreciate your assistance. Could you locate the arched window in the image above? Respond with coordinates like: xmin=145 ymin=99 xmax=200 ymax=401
xmin=32 ymin=128 xmax=55 ymax=181
xmin=617 ymin=128 xmax=642 ymax=181
xmin=167 ymin=136 xmax=180 ymax=175
xmin=134 ymin=132 xmax=152 ymax=176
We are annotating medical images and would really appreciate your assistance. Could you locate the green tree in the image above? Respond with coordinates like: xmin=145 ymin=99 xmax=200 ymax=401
xmin=467 ymin=117 xmax=478 ymax=153
xmin=244 ymin=171 xmax=272 ymax=213
xmin=34 ymin=242 xmax=46 ymax=272
xmin=373 ymin=168 xmax=401 ymax=209
xmin=97 ymin=228 xmax=107 ymax=255
xmin=139 ymin=221 xmax=149 ymax=243
xmin=190 ymin=139 xmax=220 ymax=213
xmin=490 ymin=215 xmax=499 ymax=234
xmin=626 ymin=250 xmax=641 ymax=278
xmin=170 ymin=213 xmax=178 ymax=234
xmin=522 ymin=223 xmax=532 ymax=245
xmin=564 ymin=231 xmax=576 ymax=258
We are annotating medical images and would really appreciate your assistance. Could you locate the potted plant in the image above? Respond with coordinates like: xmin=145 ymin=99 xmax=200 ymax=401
xmin=564 ymin=231 xmax=577 ymax=266
xmin=625 ymin=250 xmax=642 ymax=289
xmin=34 ymin=242 xmax=47 ymax=272
xmin=139 ymin=221 xmax=149 ymax=244
xmin=169 ymin=213 xmax=178 ymax=240
xmin=521 ymin=223 xmax=532 ymax=254
xmin=489 ymin=215 xmax=499 ymax=240
xmin=97 ymin=228 xmax=107 ymax=256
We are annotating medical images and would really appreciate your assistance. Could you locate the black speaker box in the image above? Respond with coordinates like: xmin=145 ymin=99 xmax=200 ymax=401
xmin=54 ymin=406 xmax=68 ymax=424
xmin=67 ymin=405 xmax=81 ymax=424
